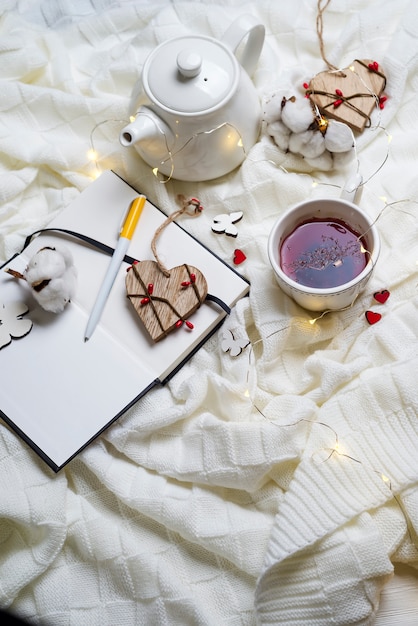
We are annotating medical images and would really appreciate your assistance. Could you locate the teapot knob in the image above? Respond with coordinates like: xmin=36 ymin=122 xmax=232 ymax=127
xmin=176 ymin=49 xmax=202 ymax=78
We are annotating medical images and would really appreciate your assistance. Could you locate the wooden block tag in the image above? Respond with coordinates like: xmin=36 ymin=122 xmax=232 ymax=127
xmin=126 ymin=260 xmax=208 ymax=342
xmin=308 ymin=59 xmax=386 ymax=132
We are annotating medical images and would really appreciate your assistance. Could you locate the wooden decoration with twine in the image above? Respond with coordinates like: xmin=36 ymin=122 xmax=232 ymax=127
xmin=125 ymin=196 xmax=208 ymax=342
xmin=308 ymin=0 xmax=386 ymax=132
xmin=308 ymin=60 xmax=386 ymax=132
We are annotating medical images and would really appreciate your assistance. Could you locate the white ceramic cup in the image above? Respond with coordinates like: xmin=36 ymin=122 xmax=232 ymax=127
xmin=267 ymin=193 xmax=380 ymax=312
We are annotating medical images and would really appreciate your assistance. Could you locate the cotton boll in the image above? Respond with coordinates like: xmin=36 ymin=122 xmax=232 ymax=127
xmin=305 ymin=150 xmax=333 ymax=171
xmin=267 ymin=120 xmax=291 ymax=152
xmin=324 ymin=120 xmax=355 ymax=153
xmin=263 ymin=92 xmax=285 ymax=123
xmin=24 ymin=245 xmax=77 ymax=313
xmin=25 ymin=247 xmax=66 ymax=281
xmin=288 ymin=129 xmax=326 ymax=159
xmin=288 ymin=130 xmax=325 ymax=159
xmin=263 ymin=87 xmax=356 ymax=171
xmin=281 ymin=97 xmax=313 ymax=133
xmin=32 ymin=272 xmax=77 ymax=313
xmin=287 ymin=132 xmax=305 ymax=155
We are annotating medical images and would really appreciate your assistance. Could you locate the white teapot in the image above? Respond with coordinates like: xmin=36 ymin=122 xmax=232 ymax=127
xmin=119 ymin=15 xmax=265 ymax=181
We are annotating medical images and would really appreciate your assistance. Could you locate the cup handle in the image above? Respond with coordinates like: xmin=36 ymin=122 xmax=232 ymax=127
xmin=341 ymin=173 xmax=363 ymax=204
xmin=222 ymin=14 xmax=265 ymax=77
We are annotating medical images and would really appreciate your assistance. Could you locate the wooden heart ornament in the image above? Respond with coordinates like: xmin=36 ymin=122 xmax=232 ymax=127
xmin=126 ymin=260 xmax=208 ymax=342
xmin=307 ymin=59 xmax=386 ymax=132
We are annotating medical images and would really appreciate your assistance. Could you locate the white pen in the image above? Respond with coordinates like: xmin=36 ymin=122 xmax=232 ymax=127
xmin=84 ymin=195 xmax=146 ymax=341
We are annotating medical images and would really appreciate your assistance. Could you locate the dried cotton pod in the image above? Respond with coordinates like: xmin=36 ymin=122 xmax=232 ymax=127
xmin=264 ymin=89 xmax=355 ymax=171
xmin=263 ymin=91 xmax=286 ymax=123
xmin=266 ymin=120 xmax=291 ymax=152
xmin=6 ymin=244 xmax=77 ymax=313
xmin=281 ymin=97 xmax=314 ymax=133
xmin=324 ymin=119 xmax=355 ymax=152
xmin=288 ymin=129 xmax=326 ymax=159
xmin=23 ymin=245 xmax=77 ymax=313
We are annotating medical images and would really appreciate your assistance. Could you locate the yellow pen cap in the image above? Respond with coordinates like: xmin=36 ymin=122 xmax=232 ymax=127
xmin=120 ymin=195 xmax=146 ymax=239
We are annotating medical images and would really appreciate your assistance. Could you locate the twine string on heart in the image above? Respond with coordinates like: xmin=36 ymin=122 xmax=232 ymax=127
xmin=316 ymin=0 xmax=340 ymax=72
xmin=125 ymin=195 xmax=208 ymax=341
xmin=313 ymin=0 xmax=387 ymax=132
xmin=125 ymin=259 xmax=208 ymax=341
xmin=126 ymin=261 xmax=205 ymax=337
xmin=315 ymin=0 xmax=386 ymax=86
xmin=151 ymin=195 xmax=203 ymax=277
xmin=306 ymin=60 xmax=387 ymax=129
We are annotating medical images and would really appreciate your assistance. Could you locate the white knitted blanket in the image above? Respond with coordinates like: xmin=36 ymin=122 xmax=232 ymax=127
xmin=0 ymin=1 xmax=417 ymax=624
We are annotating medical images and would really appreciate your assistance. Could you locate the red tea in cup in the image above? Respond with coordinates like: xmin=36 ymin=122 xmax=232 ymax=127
xmin=268 ymin=197 xmax=380 ymax=311
xmin=279 ymin=217 xmax=367 ymax=289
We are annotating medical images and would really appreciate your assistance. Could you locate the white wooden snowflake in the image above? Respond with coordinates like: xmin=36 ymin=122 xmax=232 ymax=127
xmin=211 ymin=211 xmax=244 ymax=237
xmin=0 ymin=301 xmax=33 ymax=349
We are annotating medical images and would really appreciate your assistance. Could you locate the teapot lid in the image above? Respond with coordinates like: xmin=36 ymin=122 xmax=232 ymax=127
xmin=142 ymin=35 xmax=238 ymax=114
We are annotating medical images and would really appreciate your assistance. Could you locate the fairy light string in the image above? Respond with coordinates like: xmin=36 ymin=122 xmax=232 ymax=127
xmin=88 ymin=118 xmax=131 ymax=177
xmin=86 ymin=0 xmax=390 ymax=187
xmin=87 ymin=113 xmax=248 ymax=183
xmin=86 ymin=51 xmax=391 ymax=189
xmin=156 ymin=120 xmax=246 ymax=175
xmin=238 ymin=319 xmax=417 ymax=544
xmin=81 ymin=0 xmax=418 ymax=542
xmin=238 ymin=196 xmax=418 ymax=526
xmin=83 ymin=37 xmax=417 ymax=550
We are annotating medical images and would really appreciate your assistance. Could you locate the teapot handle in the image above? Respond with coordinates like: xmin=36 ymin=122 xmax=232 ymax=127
xmin=222 ymin=14 xmax=265 ymax=77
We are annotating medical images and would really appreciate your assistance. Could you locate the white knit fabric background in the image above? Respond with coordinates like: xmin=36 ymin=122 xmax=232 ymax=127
xmin=0 ymin=1 xmax=417 ymax=624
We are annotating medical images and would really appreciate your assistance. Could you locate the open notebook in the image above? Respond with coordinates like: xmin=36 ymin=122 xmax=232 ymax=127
xmin=0 ymin=171 xmax=249 ymax=471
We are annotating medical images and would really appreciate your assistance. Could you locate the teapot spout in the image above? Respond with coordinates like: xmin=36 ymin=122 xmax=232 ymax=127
xmin=119 ymin=108 xmax=174 ymax=156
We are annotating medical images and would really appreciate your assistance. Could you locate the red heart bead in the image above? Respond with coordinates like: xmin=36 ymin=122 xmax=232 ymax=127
xmin=233 ymin=249 xmax=246 ymax=265
xmin=373 ymin=289 xmax=390 ymax=304
xmin=365 ymin=310 xmax=382 ymax=325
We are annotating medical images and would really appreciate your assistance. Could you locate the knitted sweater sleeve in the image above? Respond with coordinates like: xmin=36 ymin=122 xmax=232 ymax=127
xmin=255 ymin=353 xmax=418 ymax=625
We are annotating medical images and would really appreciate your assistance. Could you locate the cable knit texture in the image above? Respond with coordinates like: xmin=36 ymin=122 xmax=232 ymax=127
xmin=0 ymin=1 xmax=417 ymax=624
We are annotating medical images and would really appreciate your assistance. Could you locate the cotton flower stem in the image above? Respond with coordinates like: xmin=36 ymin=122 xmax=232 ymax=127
xmin=4 ymin=268 xmax=25 ymax=280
